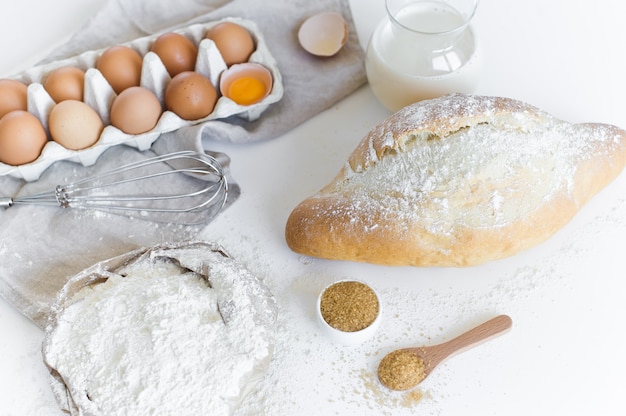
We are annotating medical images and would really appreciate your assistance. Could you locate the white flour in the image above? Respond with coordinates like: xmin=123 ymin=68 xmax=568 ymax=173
xmin=43 ymin=246 xmax=275 ymax=416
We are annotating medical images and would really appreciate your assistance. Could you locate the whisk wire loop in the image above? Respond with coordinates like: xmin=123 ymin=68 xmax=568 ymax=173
xmin=3 ymin=151 xmax=229 ymax=224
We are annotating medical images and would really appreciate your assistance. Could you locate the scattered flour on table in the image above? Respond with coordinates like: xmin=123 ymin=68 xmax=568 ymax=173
xmin=224 ymin=186 xmax=626 ymax=415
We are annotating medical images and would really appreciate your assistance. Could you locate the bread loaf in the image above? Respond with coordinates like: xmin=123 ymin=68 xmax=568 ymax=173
xmin=285 ymin=94 xmax=626 ymax=266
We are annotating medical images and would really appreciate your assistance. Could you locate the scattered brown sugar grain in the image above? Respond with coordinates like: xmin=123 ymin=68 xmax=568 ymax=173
xmin=378 ymin=349 xmax=426 ymax=391
xmin=319 ymin=281 xmax=379 ymax=332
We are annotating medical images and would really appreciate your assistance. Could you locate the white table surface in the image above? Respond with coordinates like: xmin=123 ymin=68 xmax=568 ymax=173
xmin=1 ymin=0 xmax=625 ymax=415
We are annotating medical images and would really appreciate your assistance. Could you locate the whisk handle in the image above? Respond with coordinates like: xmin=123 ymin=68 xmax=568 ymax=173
xmin=0 ymin=197 xmax=14 ymax=208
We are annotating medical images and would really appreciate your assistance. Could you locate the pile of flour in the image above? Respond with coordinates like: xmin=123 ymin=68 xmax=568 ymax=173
xmin=42 ymin=243 xmax=276 ymax=416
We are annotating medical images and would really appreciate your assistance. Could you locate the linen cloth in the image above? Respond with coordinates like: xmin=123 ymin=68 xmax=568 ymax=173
xmin=0 ymin=0 xmax=366 ymax=326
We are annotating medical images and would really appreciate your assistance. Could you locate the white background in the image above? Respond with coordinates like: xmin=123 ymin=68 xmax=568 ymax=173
xmin=1 ymin=0 xmax=625 ymax=415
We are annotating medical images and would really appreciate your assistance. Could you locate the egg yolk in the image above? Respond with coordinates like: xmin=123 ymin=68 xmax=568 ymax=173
xmin=227 ymin=77 xmax=266 ymax=106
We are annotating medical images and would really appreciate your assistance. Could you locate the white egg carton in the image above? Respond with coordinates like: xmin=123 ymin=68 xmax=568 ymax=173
xmin=1 ymin=17 xmax=283 ymax=182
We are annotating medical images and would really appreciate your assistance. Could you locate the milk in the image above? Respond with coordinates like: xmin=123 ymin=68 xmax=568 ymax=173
xmin=366 ymin=0 xmax=481 ymax=112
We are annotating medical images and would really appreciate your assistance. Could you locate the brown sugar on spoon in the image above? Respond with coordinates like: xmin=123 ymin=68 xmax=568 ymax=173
xmin=377 ymin=315 xmax=512 ymax=391
xmin=378 ymin=349 xmax=427 ymax=391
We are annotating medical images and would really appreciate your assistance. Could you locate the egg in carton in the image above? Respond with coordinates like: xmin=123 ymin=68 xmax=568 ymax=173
xmin=0 ymin=17 xmax=283 ymax=182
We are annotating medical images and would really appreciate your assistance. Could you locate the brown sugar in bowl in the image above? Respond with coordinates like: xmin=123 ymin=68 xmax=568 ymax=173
xmin=316 ymin=280 xmax=382 ymax=345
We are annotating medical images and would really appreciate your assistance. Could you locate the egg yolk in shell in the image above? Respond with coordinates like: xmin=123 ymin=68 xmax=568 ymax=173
xmin=226 ymin=76 xmax=266 ymax=106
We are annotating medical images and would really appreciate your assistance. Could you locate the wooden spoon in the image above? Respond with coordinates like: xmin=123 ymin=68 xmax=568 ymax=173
xmin=377 ymin=315 xmax=513 ymax=390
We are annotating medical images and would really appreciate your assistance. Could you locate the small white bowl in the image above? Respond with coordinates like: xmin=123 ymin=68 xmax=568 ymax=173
xmin=316 ymin=280 xmax=382 ymax=346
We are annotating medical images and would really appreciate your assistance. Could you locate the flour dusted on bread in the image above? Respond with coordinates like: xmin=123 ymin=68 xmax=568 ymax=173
xmin=285 ymin=94 xmax=626 ymax=266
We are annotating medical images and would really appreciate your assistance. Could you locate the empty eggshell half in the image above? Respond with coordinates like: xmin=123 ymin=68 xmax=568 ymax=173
xmin=297 ymin=12 xmax=348 ymax=57
xmin=220 ymin=63 xmax=273 ymax=106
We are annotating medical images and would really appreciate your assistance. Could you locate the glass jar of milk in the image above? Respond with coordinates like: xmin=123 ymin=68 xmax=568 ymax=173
xmin=366 ymin=0 xmax=481 ymax=112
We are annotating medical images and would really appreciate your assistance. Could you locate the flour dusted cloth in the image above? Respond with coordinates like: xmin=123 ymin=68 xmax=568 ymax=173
xmin=0 ymin=0 xmax=366 ymax=326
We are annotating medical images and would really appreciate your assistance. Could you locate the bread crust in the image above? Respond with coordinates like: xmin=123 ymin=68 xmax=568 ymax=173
xmin=285 ymin=94 xmax=626 ymax=266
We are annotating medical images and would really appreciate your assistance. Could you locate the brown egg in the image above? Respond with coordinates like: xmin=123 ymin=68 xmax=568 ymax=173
xmin=0 ymin=79 xmax=28 ymax=120
xmin=96 ymin=45 xmax=143 ymax=94
xmin=110 ymin=86 xmax=162 ymax=134
xmin=150 ymin=33 xmax=198 ymax=77
xmin=43 ymin=66 xmax=85 ymax=102
xmin=48 ymin=100 xmax=104 ymax=150
xmin=0 ymin=110 xmax=48 ymax=165
xmin=165 ymin=71 xmax=217 ymax=120
xmin=205 ymin=22 xmax=255 ymax=66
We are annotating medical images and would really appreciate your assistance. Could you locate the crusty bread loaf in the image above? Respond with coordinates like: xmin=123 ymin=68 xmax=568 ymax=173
xmin=285 ymin=94 xmax=626 ymax=266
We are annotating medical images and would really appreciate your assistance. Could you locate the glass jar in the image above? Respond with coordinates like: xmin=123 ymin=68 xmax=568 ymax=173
xmin=365 ymin=0 xmax=482 ymax=112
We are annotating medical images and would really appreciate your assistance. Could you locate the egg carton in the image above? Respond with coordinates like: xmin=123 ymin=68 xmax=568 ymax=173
xmin=1 ymin=17 xmax=283 ymax=182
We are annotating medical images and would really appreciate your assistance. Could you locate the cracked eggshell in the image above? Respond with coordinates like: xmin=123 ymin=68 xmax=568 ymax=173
xmin=298 ymin=12 xmax=348 ymax=57
xmin=219 ymin=63 xmax=272 ymax=107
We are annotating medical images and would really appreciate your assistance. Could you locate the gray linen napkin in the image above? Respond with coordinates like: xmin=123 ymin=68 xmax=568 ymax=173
xmin=0 ymin=0 xmax=366 ymax=327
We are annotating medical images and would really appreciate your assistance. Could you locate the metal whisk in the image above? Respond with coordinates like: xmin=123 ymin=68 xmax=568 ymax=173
xmin=1 ymin=151 xmax=229 ymax=225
